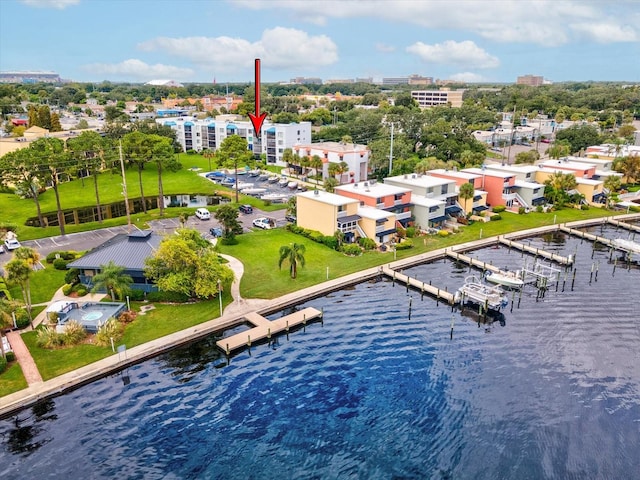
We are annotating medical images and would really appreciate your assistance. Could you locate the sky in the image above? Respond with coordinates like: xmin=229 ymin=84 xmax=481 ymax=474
xmin=0 ymin=0 xmax=639 ymax=84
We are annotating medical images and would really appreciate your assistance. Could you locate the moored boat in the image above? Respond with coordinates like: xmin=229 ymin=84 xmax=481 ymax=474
xmin=484 ymin=269 xmax=525 ymax=288
xmin=454 ymin=275 xmax=509 ymax=310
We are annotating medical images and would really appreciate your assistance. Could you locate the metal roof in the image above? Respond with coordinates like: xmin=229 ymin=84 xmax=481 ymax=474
xmin=337 ymin=214 xmax=361 ymax=224
xmin=67 ymin=231 xmax=162 ymax=271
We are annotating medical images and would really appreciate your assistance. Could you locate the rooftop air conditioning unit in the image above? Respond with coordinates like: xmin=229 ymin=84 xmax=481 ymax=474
xmin=314 ymin=189 xmax=319 ymax=195
xmin=364 ymin=181 xmax=369 ymax=187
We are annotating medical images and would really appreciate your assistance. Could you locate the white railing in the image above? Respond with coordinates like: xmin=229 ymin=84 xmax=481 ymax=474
xmin=502 ymin=193 xmax=517 ymax=201
xmin=514 ymin=192 xmax=529 ymax=208
xmin=395 ymin=211 xmax=411 ymax=220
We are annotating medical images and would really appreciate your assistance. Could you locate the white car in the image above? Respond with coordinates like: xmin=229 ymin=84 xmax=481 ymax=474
xmin=4 ymin=238 xmax=21 ymax=250
xmin=194 ymin=208 xmax=211 ymax=220
xmin=252 ymin=217 xmax=273 ymax=229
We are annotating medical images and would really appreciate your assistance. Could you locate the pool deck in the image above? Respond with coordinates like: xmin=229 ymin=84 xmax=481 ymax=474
xmin=1 ymin=213 xmax=639 ymax=419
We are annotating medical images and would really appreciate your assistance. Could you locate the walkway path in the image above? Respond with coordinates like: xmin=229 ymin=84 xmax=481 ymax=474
xmin=6 ymin=331 xmax=42 ymax=385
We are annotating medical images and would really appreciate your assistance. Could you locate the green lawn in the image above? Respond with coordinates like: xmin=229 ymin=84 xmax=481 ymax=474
xmin=0 ymin=362 xmax=28 ymax=397
xmin=0 ymin=152 xmax=284 ymax=240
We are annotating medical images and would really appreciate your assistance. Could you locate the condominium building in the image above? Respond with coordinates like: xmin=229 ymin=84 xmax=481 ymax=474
xmin=516 ymin=75 xmax=544 ymax=86
xmin=411 ymin=88 xmax=464 ymax=108
xmin=335 ymin=181 xmax=413 ymax=227
xmin=156 ymin=116 xmax=311 ymax=165
xmin=293 ymin=141 xmax=369 ymax=183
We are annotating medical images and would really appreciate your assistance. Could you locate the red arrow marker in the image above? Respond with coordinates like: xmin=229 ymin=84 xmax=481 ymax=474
xmin=248 ymin=58 xmax=267 ymax=136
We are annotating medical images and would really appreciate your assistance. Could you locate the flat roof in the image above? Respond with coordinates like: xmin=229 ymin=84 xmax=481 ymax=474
xmin=335 ymin=182 xmax=411 ymax=198
xmin=411 ymin=196 xmax=446 ymax=207
xmin=575 ymin=177 xmax=603 ymax=185
xmin=297 ymin=190 xmax=358 ymax=206
xmin=428 ymin=169 xmax=481 ymax=180
xmin=484 ymin=163 xmax=540 ymax=174
xmin=463 ymin=167 xmax=515 ymax=179
xmin=540 ymin=160 xmax=596 ymax=170
xmin=357 ymin=206 xmax=393 ymax=220
xmin=385 ymin=174 xmax=453 ymax=188
xmin=566 ymin=156 xmax=611 ymax=166
xmin=514 ymin=179 xmax=544 ymax=189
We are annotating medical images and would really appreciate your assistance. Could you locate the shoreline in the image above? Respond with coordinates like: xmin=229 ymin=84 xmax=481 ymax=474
xmin=1 ymin=214 xmax=639 ymax=419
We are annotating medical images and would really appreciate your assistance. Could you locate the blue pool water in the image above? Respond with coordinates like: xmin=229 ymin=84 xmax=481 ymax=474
xmin=1 ymin=228 xmax=639 ymax=479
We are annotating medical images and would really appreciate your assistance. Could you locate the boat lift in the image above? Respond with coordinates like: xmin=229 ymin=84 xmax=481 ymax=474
xmin=519 ymin=260 xmax=561 ymax=287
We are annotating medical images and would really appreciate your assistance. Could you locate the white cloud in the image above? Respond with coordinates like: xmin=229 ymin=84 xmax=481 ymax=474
xmin=82 ymin=59 xmax=194 ymax=81
xmin=449 ymin=72 xmax=486 ymax=83
xmin=232 ymin=0 xmax=640 ymax=47
xmin=20 ymin=0 xmax=79 ymax=8
xmin=570 ymin=22 xmax=639 ymax=43
xmin=406 ymin=40 xmax=499 ymax=69
xmin=375 ymin=43 xmax=395 ymax=53
xmin=138 ymin=27 xmax=338 ymax=72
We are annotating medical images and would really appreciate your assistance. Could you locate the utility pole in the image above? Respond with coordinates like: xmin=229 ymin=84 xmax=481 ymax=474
xmin=388 ymin=123 xmax=394 ymax=175
xmin=119 ymin=140 xmax=132 ymax=232
xmin=506 ymin=105 xmax=516 ymax=164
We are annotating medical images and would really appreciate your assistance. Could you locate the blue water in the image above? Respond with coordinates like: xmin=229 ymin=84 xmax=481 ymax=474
xmin=1 ymin=229 xmax=639 ymax=479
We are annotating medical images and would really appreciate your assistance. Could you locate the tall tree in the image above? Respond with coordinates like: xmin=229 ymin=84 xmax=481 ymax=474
xmin=0 ymin=148 xmax=45 ymax=227
xmin=5 ymin=259 xmax=34 ymax=326
xmin=214 ymin=203 xmax=242 ymax=241
xmin=122 ymin=131 xmax=151 ymax=213
xmin=30 ymin=137 xmax=68 ymax=235
xmin=278 ymin=243 xmax=306 ymax=279
xmin=151 ymin=134 xmax=181 ymax=217
xmin=91 ymin=261 xmax=133 ymax=300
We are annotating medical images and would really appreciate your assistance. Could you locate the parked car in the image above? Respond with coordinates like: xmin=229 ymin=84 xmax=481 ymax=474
xmin=195 ymin=208 xmax=211 ymax=220
xmin=4 ymin=238 xmax=20 ymax=251
xmin=209 ymin=227 xmax=223 ymax=237
xmin=252 ymin=217 xmax=274 ymax=229
xmin=239 ymin=204 xmax=254 ymax=214
xmin=285 ymin=214 xmax=297 ymax=223
xmin=0 ymin=244 xmax=5 ymax=254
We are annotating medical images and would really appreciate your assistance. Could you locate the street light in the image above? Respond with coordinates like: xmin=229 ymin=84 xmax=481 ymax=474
xmin=217 ymin=279 xmax=223 ymax=317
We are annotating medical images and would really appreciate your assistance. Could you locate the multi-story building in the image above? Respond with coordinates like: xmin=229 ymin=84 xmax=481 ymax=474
xmin=381 ymin=77 xmax=409 ymax=85
xmin=516 ymin=74 xmax=544 ymax=86
xmin=480 ymin=164 xmax=546 ymax=209
xmin=156 ymin=116 xmax=311 ymax=165
xmin=293 ymin=141 xmax=369 ymax=183
xmin=296 ymin=190 xmax=396 ymax=244
xmin=335 ymin=181 xmax=413 ymax=227
xmin=426 ymin=169 xmax=488 ymax=214
xmin=407 ymin=74 xmax=434 ymax=85
xmin=538 ymin=160 xmax=597 ymax=179
xmin=411 ymin=88 xmax=464 ymax=108
xmin=534 ymin=166 xmax=605 ymax=204
xmin=384 ymin=173 xmax=461 ymax=229
xmin=462 ymin=167 xmax=518 ymax=208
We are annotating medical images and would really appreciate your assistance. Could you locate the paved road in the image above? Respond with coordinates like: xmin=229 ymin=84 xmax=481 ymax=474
xmin=1 ymin=207 xmax=287 ymax=269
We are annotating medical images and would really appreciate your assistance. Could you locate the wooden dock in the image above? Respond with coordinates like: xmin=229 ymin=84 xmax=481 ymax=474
xmin=607 ymin=218 xmax=640 ymax=234
xmin=498 ymin=237 xmax=574 ymax=265
xmin=216 ymin=307 xmax=323 ymax=354
xmin=381 ymin=266 xmax=455 ymax=304
xmin=445 ymin=250 xmax=501 ymax=273
xmin=559 ymin=226 xmax=616 ymax=248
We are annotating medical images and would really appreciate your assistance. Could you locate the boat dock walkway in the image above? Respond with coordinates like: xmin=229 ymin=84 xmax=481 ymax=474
xmin=560 ymin=226 xmax=616 ymax=248
xmin=607 ymin=218 xmax=640 ymax=234
xmin=381 ymin=266 xmax=455 ymax=304
xmin=498 ymin=237 xmax=574 ymax=265
xmin=216 ymin=307 xmax=323 ymax=354
xmin=445 ymin=250 xmax=502 ymax=273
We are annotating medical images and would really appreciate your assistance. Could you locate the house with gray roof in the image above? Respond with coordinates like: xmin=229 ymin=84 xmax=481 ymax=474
xmin=67 ymin=230 xmax=162 ymax=293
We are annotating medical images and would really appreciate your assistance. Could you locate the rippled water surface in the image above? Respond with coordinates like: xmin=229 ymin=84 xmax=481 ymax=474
xmin=1 ymin=228 xmax=639 ymax=479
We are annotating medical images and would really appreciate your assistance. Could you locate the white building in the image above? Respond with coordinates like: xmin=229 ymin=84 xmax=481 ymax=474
xmin=293 ymin=141 xmax=370 ymax=183
xmin=156 ymin=116 xmax=311 ymax=165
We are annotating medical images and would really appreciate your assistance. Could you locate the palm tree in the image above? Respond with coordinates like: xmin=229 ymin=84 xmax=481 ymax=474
xmin=278 ymin=243 xmax=306 ymax=279
xmin=458 ymin=182 xmax=475 ymax=214
xmin=310 ymin=155 xmax=323 ymax=181
xmin=323 ymin=177 xmax=338 ymax=193
xmin=5 ymin=259 xmax=34 ymax=326
xmin=152 ymin=135 xmax=181 ymax=217
xmin=603 ymin=175 xmax=622 ymax=208
xmin=202 ymin=149 xmax=215 ymax=171
xmin=30 ymin=137 xmax=68 ymax=235
xmin=91 ymin=261 xmax=133 ymax=300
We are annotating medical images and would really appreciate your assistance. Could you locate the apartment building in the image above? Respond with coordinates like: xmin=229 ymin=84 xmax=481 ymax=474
xmin=462 ymin=167 xmax=519 ymax=208
xmin=411 ymin=88 xmax=464 ymax=108
xmin=480 ymin=164 xmax=546 ymax=209
xmin=534 ymin=166 xmax=605 ymax=204
xmin=156 ymin=116 xmax=311 ymax=165
xmin=293 ymin=141 xmax=369 ymax=183
xmin=426 ymin=169 xmax=489 ymax=214
xmin=335 ymin=181 xmax=413 ymax=227
xmin=538 ymin=160 xmax=597 ymax=179
xmin=516 ymin=74 xmax=544 ymax=86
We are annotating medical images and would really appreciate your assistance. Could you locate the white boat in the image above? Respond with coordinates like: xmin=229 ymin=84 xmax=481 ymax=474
xmin=258 ymin=173 xmax=270 ymax=181
xmin=454 ymin=275 xmax=509 ymax=310
xmin=261 ymin=193 xmax=290 ymax=203
xmin=612 ymin=238 xmax=640 ymax=255
xmin=248 ymin=169 xmax=261 ymax=177
xmin=287 ymin=181 xmax=298 ymax=190
xmin=236 ymin=182 xmax=255 ymax=190
xmin=267 ymin=175 xmax=279 ymax=183
xmin=484 ymin=269 xmax=525 ymax=288
xmin=241 ymin=187 xmax=267 ymax=196
xmin=278 ymin=177 xmax=289 ymax=187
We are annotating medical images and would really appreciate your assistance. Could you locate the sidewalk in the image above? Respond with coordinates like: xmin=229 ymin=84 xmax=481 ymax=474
xmin=6 ymin=331 xmax=42 ymax=384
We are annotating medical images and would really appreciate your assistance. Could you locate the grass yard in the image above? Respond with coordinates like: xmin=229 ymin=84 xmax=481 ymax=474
xmin=0 ymin=363 xmax=28 ymax=397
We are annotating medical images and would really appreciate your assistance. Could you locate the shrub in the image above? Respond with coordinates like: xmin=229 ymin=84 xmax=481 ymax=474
xmin=62 ymin=283 xmax=73 ymax=296
xmin=262 ymin=199 xmax=272 ymax=207
xmin=405 ymin=226 xmax=417 ymax=238
xmin=14 ymin=310 xmax=30 ymax=329
xmin=118 ymin=310 xmax=137 ymax=325
xmin=340 ymin=244 xmax=362 ymax=256
xmin=308 ymin=230 xmax=325 ymax=243
xmin=490 ymin=214 xmax=502 ymax=221
xmin=53 ymin=258 xmax=69 ymax=270
xmin=580 ymin=204 xmax=589 ymax=210
xmin=518 ymin=207 xmax=526 ymax=214
xmin=73 ymin=285 xmax=88 ymax=297
xmin=536 ymin=205 xmax=544 ymax=213
xmin=95 ymin=318 xmax=124 ymax=347
xmin=146 ymin=290 xmax=190 ymax=303
xmin=5 ymin=351 xmax=16 ymax=363
xmin=395 ymin=240 xmax=413 ymax=250
xmin=321 ymin=235 xmax=338 ymax=250
xmin=492 ymin=205 xmax=506 ymax=213
xmin=396 ymin=226 xmax=406 ymax=239
xmin=0 ymin=355 xmax=6 ymax=374
xmin=62 ymin=320 xmax=87 ymax=345
xmin=36 ymin=328 xmax=64 ymax=349
xmin=65 ymin=268 xmax=80 ymax=285
xmin=128 ymin=289 xmax=145 ymax=301
xmin=46 ymin=251 xmax=78 ymax=263
xmin=437 ymin=230 xmax=450 ymax=237
xmin=358 ymin=237 xmax=377 ymax=250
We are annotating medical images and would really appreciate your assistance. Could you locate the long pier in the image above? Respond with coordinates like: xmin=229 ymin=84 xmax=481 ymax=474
xmin=559 ymin=226 xmax=616 ymax=248
xmin=607 ymin=218 xmax=640 ymax=234
xmin=381 ymin=266 xmax=455 ymax=304
xmin=216 ymin=307 xmax=323 ymax=354
xmin=498 ymin=237 xmax=574 ymax=265
xmin=445 ymin=250 xmax=501 ymax=273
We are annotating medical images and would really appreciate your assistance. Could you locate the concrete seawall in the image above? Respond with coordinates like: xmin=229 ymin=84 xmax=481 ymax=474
xmin=2 ymin=213 xmax=639 ymax=419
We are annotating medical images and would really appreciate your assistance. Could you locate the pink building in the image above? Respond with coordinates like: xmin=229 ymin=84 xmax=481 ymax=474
xmin=462 ymin=167 xmax=517 ymax=208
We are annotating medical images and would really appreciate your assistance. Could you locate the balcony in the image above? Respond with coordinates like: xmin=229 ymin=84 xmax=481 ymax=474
xmin=396 ymin=211 xmax=411 ymax=220
xmin=502 ymin=193 xmax=517 ymax=201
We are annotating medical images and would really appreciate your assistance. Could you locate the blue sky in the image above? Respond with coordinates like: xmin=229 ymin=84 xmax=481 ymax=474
xmin=1 ymin=0 xmax=639 ymax=84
